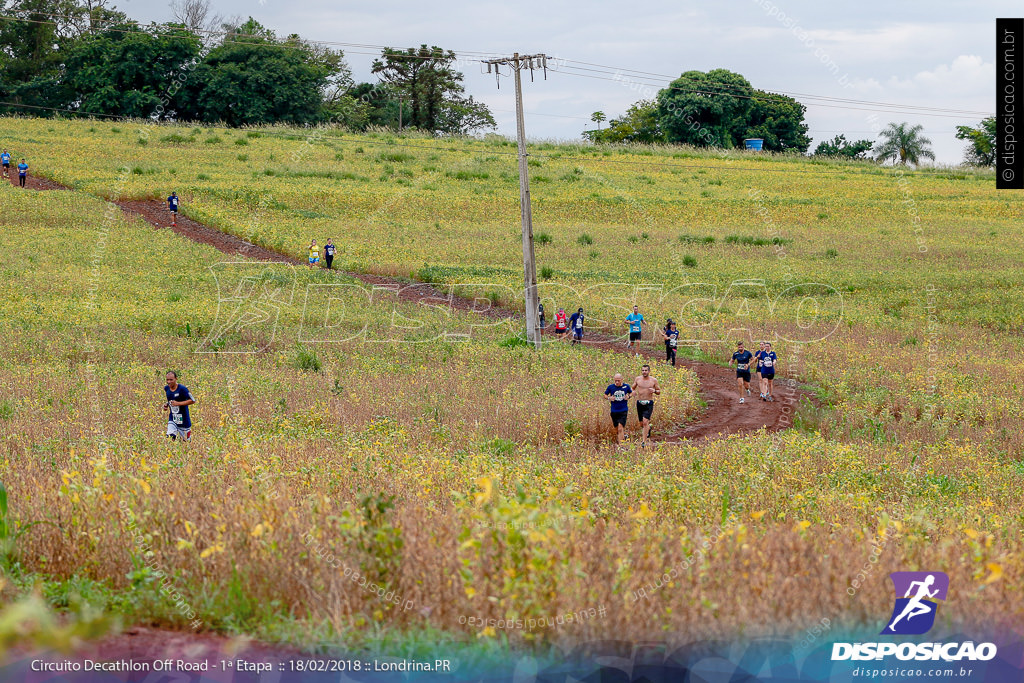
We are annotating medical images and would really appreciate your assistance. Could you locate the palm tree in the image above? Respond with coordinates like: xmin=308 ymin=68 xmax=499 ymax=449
xmin=873 ymin=122 xmax=936 ymax=166
xmin=591 ymin=111 xmax=607 ymax=130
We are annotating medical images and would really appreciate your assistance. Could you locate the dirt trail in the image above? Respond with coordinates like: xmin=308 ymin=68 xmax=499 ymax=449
xmin=12 ymin=173 xmax=809 ymax=441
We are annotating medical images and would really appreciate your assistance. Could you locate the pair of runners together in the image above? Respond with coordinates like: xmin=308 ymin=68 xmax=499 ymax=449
xmin=2 ymin=150 xmax=29 ymax=186
xmin=603 ymin=365 xmax=661 ymax=447
xmin=551 ymin=307 xmax=586 ymax=344
xmin=306 ymin=238 xmax=337 ymax=269
xmin=731 ymin=340 xmax=778 ymax=403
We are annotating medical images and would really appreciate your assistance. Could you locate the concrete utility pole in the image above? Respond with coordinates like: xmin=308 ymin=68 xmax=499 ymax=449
xmin=484 ymin=52 xmax=547 ymax=349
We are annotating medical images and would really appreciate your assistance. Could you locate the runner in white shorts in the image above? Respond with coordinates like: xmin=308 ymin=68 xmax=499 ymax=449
xmin=163 ymin=371 xmax=196 ymax=441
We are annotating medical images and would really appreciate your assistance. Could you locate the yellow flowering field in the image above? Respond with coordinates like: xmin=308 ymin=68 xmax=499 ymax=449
xmin=0 ymin=118 xmax=1021 ymax=649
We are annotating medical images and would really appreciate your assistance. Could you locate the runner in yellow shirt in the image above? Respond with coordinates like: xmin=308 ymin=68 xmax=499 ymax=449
xmin=308 ymin=239 xmax=320 ymax=269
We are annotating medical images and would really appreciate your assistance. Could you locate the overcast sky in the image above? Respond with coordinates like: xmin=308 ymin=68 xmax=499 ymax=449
xmin=126 ymin=0 xmax=1012 ymax=163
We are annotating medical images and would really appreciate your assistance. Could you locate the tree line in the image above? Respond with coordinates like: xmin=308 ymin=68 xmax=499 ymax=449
xmin=587 ymin=68 xmax=996 ymax=167
xmin=0 ymin=0 xmax=496 ymax=133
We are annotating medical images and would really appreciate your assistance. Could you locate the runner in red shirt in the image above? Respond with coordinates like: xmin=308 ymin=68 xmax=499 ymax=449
xmin=554 ymin=308 xmax=568 ymax=340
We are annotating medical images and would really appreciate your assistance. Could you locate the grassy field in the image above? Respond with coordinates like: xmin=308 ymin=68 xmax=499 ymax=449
xmin=0 ymin=117 xmax=1021 ymax=652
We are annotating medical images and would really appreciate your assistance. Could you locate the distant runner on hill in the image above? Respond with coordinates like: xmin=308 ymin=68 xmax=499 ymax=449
xmin=760 ymin=342 xmax=778 ymax=402
xmin=538 ymin=303 xmax=546 ymax=329
xmin=308 ymin=239 xmax=320 ymax=269
xmin=1 ymin=150 xmax=10 ymax=178
xmin=732 ymin=341 xmax=753 ymax=404
xmin=554 ymin=307 xmax=568 ymax=339
xmin=604 ymin=373 xmax=632 ymax=445
xmin=167 ymin=191 xmax=179 ymax=226
xmin=323 ymin=238 xmax=336 ymax=269
xmin=17 ymin=158 xmax=28 ymax=187
xmin=625 ymin=305 xmax=646 ymax=350
xmin=662 ymin=321 xmax=680 ymax=366
xmin=569 ymin=307 xmax=585 ymax=345
xmin=633 ymin=364 xmax=661 ymax=448
xmin=163 ymin=371 xmax=195 ymax=441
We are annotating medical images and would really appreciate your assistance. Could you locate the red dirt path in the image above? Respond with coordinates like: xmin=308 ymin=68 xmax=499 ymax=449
xmin=12 ymin=172 xmax=810 ymax=440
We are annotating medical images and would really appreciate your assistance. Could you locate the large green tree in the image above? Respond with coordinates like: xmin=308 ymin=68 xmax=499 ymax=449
xmin=955 ymin=117 xmax=996 ymax=167
xmin=371 ymin=45 xmax=494 ymax=134
xmin=178 ymin=18 xmax=346 ymax=126
xmin=873 ymin=122 xmax=935 ymax=166
xmin=62 ymin=22 xmax=202 ymax=119
xmin=656 ymin=69 xmax=753 ymax=147
xmin=743 ymin=90 xmax=810 ymax=153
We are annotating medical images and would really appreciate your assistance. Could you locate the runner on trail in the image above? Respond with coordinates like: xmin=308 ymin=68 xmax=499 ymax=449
xmin=17 ymin=159 xmax=28 ymax=187
xmin=662 ymin=321 xmax=680 ymax=366
xmin=538 ymin=303 xmax=546 ymax=329
xmin=753 ymin=341 xmax=767 ymax=396
xmin=167 ymin=191 xmax=179 ymax=226
xmin=163 ymin=371 xmax=195 ymax=441
xmin=760 ymin=342 xmax=778 ymax=401
xmin=308 ymin=239 xmax=320 ymax=269
xmin=1 ymin=150 xmax=10 ymax=178
xmin=323 ymin=238 xmax=336 ymax=269
xmin=569 ymin=307 xmax=585 ymax=345
xmin=633 ymin=364 xmax=662 ymax=447
xmin=604 ymin=373 xmax=632 ymax=445
xmin=554 ymin=307 xmax=568 ymax=338
xmin=732 ymin=341 xmax=754 ymax=404
xmin=625 ymin=305 xmax=646 ymax=350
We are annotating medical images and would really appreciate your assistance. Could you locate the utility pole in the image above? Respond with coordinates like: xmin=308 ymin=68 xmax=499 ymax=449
xmin=484 ymin=52 xmax=547 ymax=349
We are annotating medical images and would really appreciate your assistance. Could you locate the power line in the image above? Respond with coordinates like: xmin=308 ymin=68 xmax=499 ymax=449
xmin=555 ymin=68 xmax=991 ymax=119
xmin=0 ymin=11 xmax=996 ymax=119
xmin=559 ymin=58 xmax=993 ymax=116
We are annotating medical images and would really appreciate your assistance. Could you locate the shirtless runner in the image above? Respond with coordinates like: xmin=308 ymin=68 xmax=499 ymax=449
xmin=633 ymin=364 xmax=661 ymax=447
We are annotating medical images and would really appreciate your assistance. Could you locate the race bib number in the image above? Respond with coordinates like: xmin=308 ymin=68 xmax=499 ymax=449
xmin=737 ymin=363 xmax=748 ymax=370
xmin=670 ymin=339 xmax=677 ymax=347
xmin=575 ymin=319 xmax=582 ymax=328
xmin=171 ymin=408 xmax=183 ymax=425
xmin=614 ymin=391 xmax=625 ymax=401
xmin=763 ymin=358 xmax=773 ymax=368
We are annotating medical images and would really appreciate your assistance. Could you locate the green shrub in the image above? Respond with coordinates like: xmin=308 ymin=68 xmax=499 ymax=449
xmin=234 ymin=138 xmax=249 ymax=146
xmin=160 ymin=133 xmax=190 ymax=144
xmin=683 ymin=255 xmax=698 ymax=268
xmin=535 ymin=231 xmax=553 ymax=245
xmin=294 ymin=346 xmax=322 ymax=373
xmin=540 ymin=265 xmax=554 ymax=279
xmin=577 ymin=234 xmax=594 ymax=246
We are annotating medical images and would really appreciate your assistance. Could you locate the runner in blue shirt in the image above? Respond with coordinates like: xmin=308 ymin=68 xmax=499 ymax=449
xmin=759 ymin=342 xmax=778 ymax=402
xmin=167 ymin=192 xmax=179 ymax=226
xmin=1 ymin=150 xmax=10 ymax=178
xmin=163 ymin=371 xmax=196 ymax=441
xmin=568 ymin=307 xmax=585 ymax=345
xmin=624 ymin=305 xmax=646 ymax=350
xmin=662 ymin=321 xmax=681 ymax=366
xmin=753 ymin=341 xmax=767 ymax=398
xmin=731 ymin=341 xmax=754 ymax=404
xmin=603 ymin=373 xmax=632 ymax=445
xmin=16 ymin=159 xmax=28 ymax=187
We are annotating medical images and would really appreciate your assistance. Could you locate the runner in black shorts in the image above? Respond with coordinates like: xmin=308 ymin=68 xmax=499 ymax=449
xmin=604 ymin=373 xmax=632 ymax=444
xmin=732 ymin=341 xmax=753 ymax=404
xmin=632 ymin=364 xmax=661 ymax=447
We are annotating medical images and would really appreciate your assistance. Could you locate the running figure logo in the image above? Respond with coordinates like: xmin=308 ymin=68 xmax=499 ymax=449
xmin=880 ymin=571 xmax=949 ymax=635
